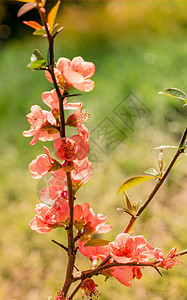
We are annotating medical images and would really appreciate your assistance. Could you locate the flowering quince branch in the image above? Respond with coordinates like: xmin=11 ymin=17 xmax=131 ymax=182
xmin=18 ymin=1 xmax=187 ymax=299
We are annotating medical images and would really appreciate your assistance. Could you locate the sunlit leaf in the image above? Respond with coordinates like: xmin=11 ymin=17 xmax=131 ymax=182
xmin=136 ymin=200 xmax=141 ymax=212
xmin=52 ymin=25 xmax=64 ymax=37
xmin=72 ymin=180 xmax=83 ymax=197
xmin=174 ymin=153 xmax=187 ymax=165
xmin=144 ymin=168 xmax=158 ymax=176
xmin=23 ymin=21 xmax=42 ymax=30
xmin=84 ymin=239 xmax=110 ymax=247
xmin=27 ymin=49 xmax=47 ymax=69
xmin=179 ymin=140 xmax=187 ymax=152
xmin=117 ymin=175 xmax=155 ymax=194
xmin=158 ymin=88 xmax=187 ymax=101
xmin=16 ymin=0 xmax=36 ymax=3
xmin=17 ymin=2 xmax=37 ymax=17
xmin=122 ymin=192 xmax=133 ymax=210
xmin=117 ymin=207 xmax=135 ymax=217
xmin=153 ymin=145 xmax=178 ymax=151
xmin=33 ymin=28 xmax=46 ymax=36
xmin=47 ymin=0 xmax=61 ymax=33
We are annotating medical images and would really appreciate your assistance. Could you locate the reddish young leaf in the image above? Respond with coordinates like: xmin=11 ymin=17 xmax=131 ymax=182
xmin=23 ymin=21 xmax=42 ymax=30
xmin=47 ymin=0 xmax=61 ymax=33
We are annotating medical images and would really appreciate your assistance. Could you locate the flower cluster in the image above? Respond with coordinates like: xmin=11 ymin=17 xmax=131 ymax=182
xmin=23 ymin=48 xmax=182 ymax=298
xmin=24 ymin=56 xmax=112 ymax=240
xmin=78 ymin=233 xmax=180 ymax=288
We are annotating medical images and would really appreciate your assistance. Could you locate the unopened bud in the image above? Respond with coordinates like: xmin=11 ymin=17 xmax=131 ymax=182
xmin=62 ymin=160 xmax=74 ymax=172
xmin=158 ymin=150 xmax=163 ymax=173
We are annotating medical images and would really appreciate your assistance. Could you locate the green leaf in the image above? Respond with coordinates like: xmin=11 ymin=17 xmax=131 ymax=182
xmin=174 ymin=153 xmax=187 ymax=165
xmin=117 ymin=175 xmax=155 ymax=194
xmin=153 ymin=145 xmax=178 ymax=151
xmin=123 ymin=192 xmax=133 ymax=210
xmin=144 ymin=168 xmax=158 ymax=176
xmin=28 ymin=49 xmax=47 ymax=69
xmin=84 ymin=239 xmax=110 ymax=247
xmin=33 ymin=28 xmax=46 ymax=36
xmin=117 ymin=208 xmax=135 ymax=217
xmin=136 ymin=200 xmax=141 ymax=212
xmin=158 ymin=88 xmax=187 ymax=101
xmin=47 ymin=0 xmax=61 ymax=33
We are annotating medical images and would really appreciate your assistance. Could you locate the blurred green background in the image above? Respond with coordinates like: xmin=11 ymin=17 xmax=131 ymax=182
xmin=0 ymin=1 xmax=187 ymax=299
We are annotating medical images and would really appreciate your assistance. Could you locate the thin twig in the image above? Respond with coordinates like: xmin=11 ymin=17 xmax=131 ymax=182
xmin=68 ymin=280 xmax=83 ymax=300
xmin=52 ymin=239 xmax=68 ymax=253
xmin=98 ymin=127 xmax=187 ymax=268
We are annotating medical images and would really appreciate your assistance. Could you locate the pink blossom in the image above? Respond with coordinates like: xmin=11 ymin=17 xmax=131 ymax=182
xmin=23 ymin=105 xmax=59 ymax=145
xmin=78 ymin=240 xmax=109 ymax=261
xmin=54 ymin=135 xmax=89 ymax=161
xmin=111 ymin=266 xmax=134 ymax=287
xmin=39 ymin=184 xmax=68 ymax=205
xmin=71 ymin=134 xmax=89 ymax=160
xmin=66 ymin=108 xmax=90 ymax=127
xmin=42 ymin=88 xmax=84 ymax=111
xmin=46 ymin=56 xmax=95 ymax=92
xmin=109 ymin=233 xmax=155 ymax=264
xmin=111 ymin=266 xmax=142 ymax=287
xmin=154 ymin=247 xmax=180 ymax=270
xmin=72 ymin=157 xmax=92 ymax=184
xmin=74 ymin=202 xmax=112 ymax=238
xmin=29 ymin=146 xmax=61 ymax=179
xmin=30 ymin=197 xmax=70 ymax=233
xmin=77 ymin=124 xmax=90 ymax=143
xmin=54 ymin=137 xmax=76 ymax=161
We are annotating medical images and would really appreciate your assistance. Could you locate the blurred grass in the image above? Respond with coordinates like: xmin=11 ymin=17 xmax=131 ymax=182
xmin=0 ymin=1 xmax=187 ymax=299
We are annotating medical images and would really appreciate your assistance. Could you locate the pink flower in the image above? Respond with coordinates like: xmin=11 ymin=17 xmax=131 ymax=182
xmin=46 ymin=56 xmax=95 ymax=92
xmin=71 ymin=134 xmax=90 ymax=159
xmin=66 ymin=108 xmax=90 ymax=127
xmin=78 ymin=240 xmax=109 ymax=261
xmin=23 ymin=105 xmax=59 ymax=145
xmin=154 ymin=247 xmax=180 ymax=270
xmin=29 ymin=146 xmax=61 ymax=179
xmin=81 ymin=279 xmax=99 ymax=299
xmin=30 ymin=197 xmax=70 ymax=233
xmin=72 ymin=157 xmax=92 ymax=184
xmin=77 ymin=124 xmax=90 ymax=143
xmin=39 ymin=185 xmax=68 ymax=205
xmin=111 ymin=266 xmax=142 ymax=287
xmin=54 ymin=135 xmax=89 ymax=161
xmin=54 ymin=137 xmax=76 ymax=161
xmin=42 ymin=88 xmax=84 ymax=111
xmin=74 ymin=202 xmax=112 ymax=239
xmin=109 ymin=233 xmax=155 ymax=264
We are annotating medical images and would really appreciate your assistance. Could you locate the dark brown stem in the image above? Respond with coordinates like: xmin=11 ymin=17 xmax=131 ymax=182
xmin=38 ymin=5 xmax=76 ymax=297
xmin=38 ymin=5 xmax=66 ymax=138
xmin=60 ymin=172 xmax=76 ymax=296
xmin=175 ymin=249 xmax=187 ymax=257
xmin=74 ymin=260 xmax=158 ymax=282
xmin=48 ymin=69 xmax=67 ymax=137
xmin=38 ymin=7 xmax=54 ymax=66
